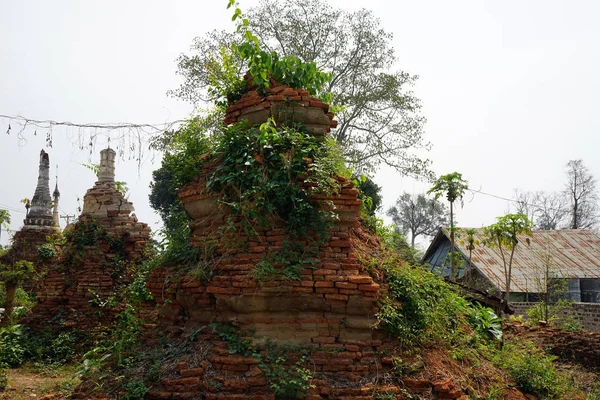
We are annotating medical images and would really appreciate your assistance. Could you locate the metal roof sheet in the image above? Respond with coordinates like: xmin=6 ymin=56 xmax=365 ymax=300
xmin=441 ymin=228 xmax=600 ymax=292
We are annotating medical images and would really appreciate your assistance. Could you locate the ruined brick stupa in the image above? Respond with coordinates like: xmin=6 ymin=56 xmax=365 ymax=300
xmin=0 ymin=150 xmax=61 ymax=267
xmin=25 ymin=148 xmax=152 ymax=329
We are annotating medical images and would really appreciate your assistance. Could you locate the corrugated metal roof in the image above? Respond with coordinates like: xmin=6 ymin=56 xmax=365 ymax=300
xmin=440 ymin=228 xmax=600 ymax=293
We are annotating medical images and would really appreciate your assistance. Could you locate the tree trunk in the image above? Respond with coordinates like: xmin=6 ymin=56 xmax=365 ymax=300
xmin=411 ymin=228 xmax=416 ymax=249
xmin=450 ymin=201 xmax=456 ymax=280
xmin=505 ymin=247 xmax=516 ymax=304
xmin=3 ymin=283 xmax=16 ymax=325
xmin=544 ymin=265 xmax=550 ymax=322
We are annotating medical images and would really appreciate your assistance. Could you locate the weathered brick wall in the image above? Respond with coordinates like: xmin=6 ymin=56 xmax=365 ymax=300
xmin=511 ymin=301 xmax=600 ymax=331
xmin=142 ymin=330 xmax=470 ymax=400
xmin=148 ymin=175 xmax=383 ymax=345
xmin=223 ymin=78 xmax=336 ymax=136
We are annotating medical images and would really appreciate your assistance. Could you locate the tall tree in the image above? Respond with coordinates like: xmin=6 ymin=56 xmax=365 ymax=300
xmin=171 ymin=0 xmax=430 ymax=177
xmin=513 ymin=190 xmax=568 ymax=230
xmin=428 ymin=172 xmax=468 ymax=279
xmin=484 ymin=213 xmax=533 ymax=303
xmin=386 ymin=193 xmax=448 ymax=248
xmin=0 ymin=209 xmax=10 ymax=241
xmin=564 ymin=160 xmax=599 ymax=229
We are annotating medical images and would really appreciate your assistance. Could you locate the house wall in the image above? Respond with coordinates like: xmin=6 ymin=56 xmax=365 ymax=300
xmin=511 ymin=302 xmax=600 ymax=332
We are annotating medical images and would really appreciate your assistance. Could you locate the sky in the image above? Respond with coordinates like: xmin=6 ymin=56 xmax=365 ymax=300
xmin=1 ymin=0 xmax=599 ymax=249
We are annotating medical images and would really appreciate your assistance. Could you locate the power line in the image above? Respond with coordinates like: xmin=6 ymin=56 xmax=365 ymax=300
xmin=467 ymin=188 xmax=569 ymax=217
xmin=1 ymin=113 xmax=188 ymax=166
xmin=0 ymin=203 xmax=26 ymax=214
xmin=1 ymin=114 xmax=186 ymax=133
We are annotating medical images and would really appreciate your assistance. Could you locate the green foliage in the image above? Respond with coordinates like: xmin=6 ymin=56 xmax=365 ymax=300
xmin=354 ymin=175 xmax=383 ymax=216
xmin=0 ymin=260 xmax=34 ymax=285
xmin=0 ymin=324 xmax=26 ymax=367
xmin=211 ymin=321 xmax=315 ymax=399
xmin=122 ymin=380 xmax=149 ymax=400
xmin=20 ymin=327 xmax=84 ymax=369
xmin=210 ymin=323 xmax=253 ymax=355
xmin=206 ymin=119 xmax=345 ymax=280
xmin=493 ymin=339 xmax=570 ymax=399
xmin=526 ymin=299 xmax=582 ymax=331
xmin=206 ymin=45 xmax=247 ymax=108
xmin=484 ymin=213 xmax=533 ymax=300
xmin=228 ymin=0 xmax=331 ymax=96
xmin=484 ymin=214 xmax=533 ymax=251
xmin=37 ymin=243 xmax=57 ymax=260
xmin=208 ymin=120 xmax=338 ymax=230
xmin=256 ymin=342 xmax=315 ymax=399
xmin=0 ymin=285 xmax=35 ymax=311
xmin=173 ymin=0 xmax=429 ymax=175
xmin=376 ymin=263 xmax=469 ymax=344
xmin=468 ymin=303 xmax=502 ymax=341
xmin=149 ymin=117 xmax=214 ymax=266
xmin=0 ymin=209 xmax=10 ymax=241
xmin=428 ymin=172 xmax=469 ymax=205
xmin=65 ymin=219 xmax=106 ymax=250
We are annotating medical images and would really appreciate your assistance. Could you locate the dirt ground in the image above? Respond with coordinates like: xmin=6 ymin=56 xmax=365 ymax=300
xmin=1 ymin=365 xmax=79 ymax=400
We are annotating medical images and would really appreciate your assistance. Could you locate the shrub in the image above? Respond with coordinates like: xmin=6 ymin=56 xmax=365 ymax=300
xmin=376 ymin=263 xmax=469 ymax=344
xmin=122 ymin=380 xmax=149 ymax=400
xmin=467 ymin=303 xmax=502 ymax=341
xmin=493 ymin=340 xmax=570 ymax=399
xmin=0 ymin=324 xmax=26 ymax=367
xmin=37 ymin=243 xmax=57 ymax=259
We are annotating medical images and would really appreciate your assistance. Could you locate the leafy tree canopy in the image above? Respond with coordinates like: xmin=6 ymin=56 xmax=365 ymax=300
xmin=170 ymin=0 xmax=430 ymax=177
xmin=427 ymin=172 xmax=469 ymax=205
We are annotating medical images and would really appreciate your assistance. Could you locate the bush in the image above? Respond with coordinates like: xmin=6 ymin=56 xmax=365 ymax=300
xmin=0 ymin=325 xmax=26 ymax=367
xmin=24 ymin=328 xmax=82 ymax=365
xmin=377 ymin=264 xmax=469 ymax=344
xmin=37 ymin=243 xmax=57 ymax=259
xmin=493 ymin=340 xmax=570 ymax=399
xmin=122 ymin=380 xmax=149 ymax=400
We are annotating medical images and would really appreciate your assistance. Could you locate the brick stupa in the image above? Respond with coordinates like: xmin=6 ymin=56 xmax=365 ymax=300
xmin=25 ymin=148 xmax=152 ymax=329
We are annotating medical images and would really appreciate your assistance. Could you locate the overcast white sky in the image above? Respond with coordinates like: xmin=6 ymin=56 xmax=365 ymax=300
xmin=1 ymin=0 xmax=599 ymax=248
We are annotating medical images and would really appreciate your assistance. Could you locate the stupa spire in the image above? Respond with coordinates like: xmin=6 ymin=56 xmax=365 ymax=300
xmin=24 ymin=150 xmax=54 ymax=227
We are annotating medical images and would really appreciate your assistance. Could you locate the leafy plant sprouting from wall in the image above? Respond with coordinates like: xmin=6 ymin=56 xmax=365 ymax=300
xmin=227 ymin=0 xmax=332 ymax=97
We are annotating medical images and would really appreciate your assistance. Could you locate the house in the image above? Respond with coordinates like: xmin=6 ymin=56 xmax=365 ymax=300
xmin=422 ymin=227 xmax=600 ymax=303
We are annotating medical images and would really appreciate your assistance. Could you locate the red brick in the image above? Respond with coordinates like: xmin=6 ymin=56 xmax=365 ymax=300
xmin=358 ymin=283 xmax=380 ymax=292
xmin=180 ymin=368 xmax=205 ymax=377
xmin=325 ymin=294 xmax=349 ymax=301
xmin=335 ymin=282 xmax=357 ymax=289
